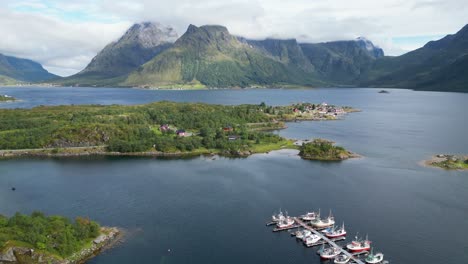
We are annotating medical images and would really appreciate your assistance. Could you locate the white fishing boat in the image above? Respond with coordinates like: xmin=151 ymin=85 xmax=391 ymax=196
xmin=295 ymin=229 xmax=311 ymax=239
xmin=310 ymin=210 xmax=335 ymax=228
xmin=304 ymin=234 xmax=321 ymax=246
xmin=272 ymin=210 xmax=285 ymax=222
xmin=346 ymin=235 xmax=371 ymax=252
xmin=301 ymin=211 xmax=317 ymax=221
xmin=320 ymin=246 xmax=341 ymax=259
xmin=365 ymin=248 xmax=384 ymax=264
xmin=334 ymin=254 xmax=351 ymax=264
xmin=276 ymin=216 xmax=295 ymax=228
xmin=324 ymin=222 xmax=346 ymax=238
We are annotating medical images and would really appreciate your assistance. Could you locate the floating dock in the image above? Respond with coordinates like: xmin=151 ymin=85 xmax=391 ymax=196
xmin=294 ymin=217 xmax=366 ymax=264
xmin=304 ymin=236 xmax=346 ymax=247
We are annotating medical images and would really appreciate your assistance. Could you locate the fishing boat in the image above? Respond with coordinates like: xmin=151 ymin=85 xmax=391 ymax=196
xmin=310 ymin=210 xmax=335 ymax=228
xmin=365 ymin=248 xmax=384 ymax=264
xmin=346 ymin=235 xmax=371 ymax=252
xmin=295 ymin=229 xmax=312 ymax=239
xmin=324 ymin=223 xmax=347 ymax=238
xmin=334 ymin=254 xmax=351 ymax=264
xmin=320 ymin=246 xmax=341 ymax=259
xmin=276 ymin=216 xmax=295 ymax=228
xmin=303 ymin=234 xmax=321 ymax=246
xmin=272 ymin=210 xmax=286 ymax=222
xmin=301 ymin=211 xmax=317 ymax=221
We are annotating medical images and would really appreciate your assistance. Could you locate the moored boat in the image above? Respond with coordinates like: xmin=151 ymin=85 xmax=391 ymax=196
xmin=346 ymin=235 xmax=371 ymax=252
xmin=276 ymin=216 xmax=295 ymax=228
xmin=324 ymin=222 xmax=347 ymax=238
xmin=334 ymin=253 xmax=351 ymax=264
xmin=365 ymin=248 xmax=384 ymax=264
xmin=320 ymin=246 xmax=341 ymax=259
xmin=272 ymin=210 xmax=285 ymax=222
xmin=295 ymin=229 xmax=311 ymax=239
xmin=310 ymin=210 xmax=335 ymax=228
xmin=301 ymin=211 xmax=317 ymax=221
xmin=303 ymin=234 xmax=321 ymax=246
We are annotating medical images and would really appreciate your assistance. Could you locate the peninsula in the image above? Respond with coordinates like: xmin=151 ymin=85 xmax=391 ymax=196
xmin=0 ymin=212 xmax=120 ymax=264
xmin=424 ymin=154 xmax=468 ymax=170
xmin=0 ymin=101 xmax=357 ymax=158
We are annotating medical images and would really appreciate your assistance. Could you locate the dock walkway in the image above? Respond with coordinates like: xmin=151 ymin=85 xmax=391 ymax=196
xmin=294 ymin=217 xmax=365 ymax=264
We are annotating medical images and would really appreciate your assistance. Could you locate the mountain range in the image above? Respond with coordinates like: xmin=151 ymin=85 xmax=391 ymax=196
xmin=0 ymin=53 xmax=57 ymax=84
xmin=1 ymin=22 xmax=467 ymax=92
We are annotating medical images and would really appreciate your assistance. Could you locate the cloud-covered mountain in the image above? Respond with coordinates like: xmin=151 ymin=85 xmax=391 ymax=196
xmin=124 ymin=25 xmax=322 ymax=88
xmin=51 ymin=22 xmax=467 ymax=92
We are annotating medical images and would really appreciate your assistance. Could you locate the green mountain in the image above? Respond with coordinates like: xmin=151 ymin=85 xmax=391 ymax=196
xmin=50 ymin=22 xmax=467 ymax=92
xmin=0 ymin=53 xmax=57 ymax=83
xmin=241 ymin=38 xmax=315 ymax=72
xmin=300 ymin=38 xmax=384 ymax=85
xmin=363 ymin=24 xmax=468 ymax=92
xmin=124 ymin=25 xmax=323 ymax=88
xmin=59 ymin=22 xmax=178 ymax=86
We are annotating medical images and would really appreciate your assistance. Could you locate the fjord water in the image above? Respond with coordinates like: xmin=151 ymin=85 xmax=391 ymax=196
xmin=1 ymin=87 xmax=467 ymax=264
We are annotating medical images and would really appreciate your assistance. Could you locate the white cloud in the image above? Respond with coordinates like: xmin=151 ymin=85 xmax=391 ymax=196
xmin=0 ymin=0 xmax=466 ymax=75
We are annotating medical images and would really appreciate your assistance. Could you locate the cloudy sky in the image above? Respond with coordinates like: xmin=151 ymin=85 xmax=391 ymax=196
xmin=0 ymin=0 xmax=466 ymax=76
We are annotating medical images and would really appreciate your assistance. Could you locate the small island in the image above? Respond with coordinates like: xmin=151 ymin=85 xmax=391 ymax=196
xmin=424 ymin=154 xmax=468 ymax=170
xmin=0 ymin=94 xmax=16 ymax=102
xmin=0 ymin=101 xmax=358 ymax=158
xmin=0 ymin=212 xmax=120 ymax=264
xmin=299 ymin=139 xmax=359 ymax=161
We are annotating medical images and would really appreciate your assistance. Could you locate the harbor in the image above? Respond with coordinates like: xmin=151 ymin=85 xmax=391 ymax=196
xmin=267 ymin=210 xmax=389 ymax=264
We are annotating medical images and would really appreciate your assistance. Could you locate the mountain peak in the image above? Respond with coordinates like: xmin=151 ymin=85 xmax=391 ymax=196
xmin=354 ymin=37 xmax=384 ymax=58
xmin=119 ymin=21 xmax=178 ymax=48
xmin=176 ymin=24 xmax=237 ymax=48
xmin=67 ymin=21 xmax=178 ymax=81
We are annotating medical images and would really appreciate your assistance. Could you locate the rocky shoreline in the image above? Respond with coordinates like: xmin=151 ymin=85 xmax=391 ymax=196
xmin=0 ymin=227 xmax=121 ymax=264
xmin=423 ymin=154 xmax=468 ymax=170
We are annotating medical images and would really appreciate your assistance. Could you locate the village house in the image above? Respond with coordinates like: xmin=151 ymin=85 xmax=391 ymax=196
xmin=223 ymin=125 xmax=233 ymax=132
xmin=160 ymin=124 xmax=170 ymax=132
xmin=176 ymin=129 xmax=186 ymax=137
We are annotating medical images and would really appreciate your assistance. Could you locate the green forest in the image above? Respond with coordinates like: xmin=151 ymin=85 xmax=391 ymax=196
xmin=0 ymin=212 xmax=100 ymax=257
xmin=299 ymin=139 xmax=353 ymax=161
xmin=0 ymin=101 xmax=297 ymax=154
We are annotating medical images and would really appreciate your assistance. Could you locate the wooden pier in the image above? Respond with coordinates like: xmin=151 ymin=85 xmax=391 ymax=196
xmin=294 ymin=217 xmax=365 ymax=264
xmin=304 ymin=236 xmax=346 ymax=247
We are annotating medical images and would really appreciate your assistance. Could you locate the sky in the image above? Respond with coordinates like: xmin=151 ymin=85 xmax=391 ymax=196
xmin=0 ymin=0 xmax=466 ymax=76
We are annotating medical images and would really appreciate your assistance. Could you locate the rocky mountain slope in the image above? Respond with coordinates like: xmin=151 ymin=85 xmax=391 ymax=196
xmin=60 ymin=22 xmax=178 ymax=86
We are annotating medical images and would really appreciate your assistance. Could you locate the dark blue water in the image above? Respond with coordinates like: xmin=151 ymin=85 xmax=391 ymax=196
xmin=1 ymin=87 xmax=467 ymax=264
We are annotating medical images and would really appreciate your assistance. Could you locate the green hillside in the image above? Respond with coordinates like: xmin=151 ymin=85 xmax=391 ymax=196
xmin=124 ymin=25 xmax=323 ymax=88
xmin=362 ymin=24 xmax=468 ymax=92
xmin=0 ymin=53 xmax=57 ymax=83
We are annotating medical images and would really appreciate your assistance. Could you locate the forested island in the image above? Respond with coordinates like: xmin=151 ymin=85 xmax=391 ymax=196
xmin=424 ymin=155 xmax=468 ymax=170
xmin=299 ymin=139 xmax=359 ymax=161
xmin=0 ymin=95 xmax=15 ymax=102
xmin=0 ymin=101 xmax=357 ymax=158
xmin=0 ymin=212 xmax=120 ymax=264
